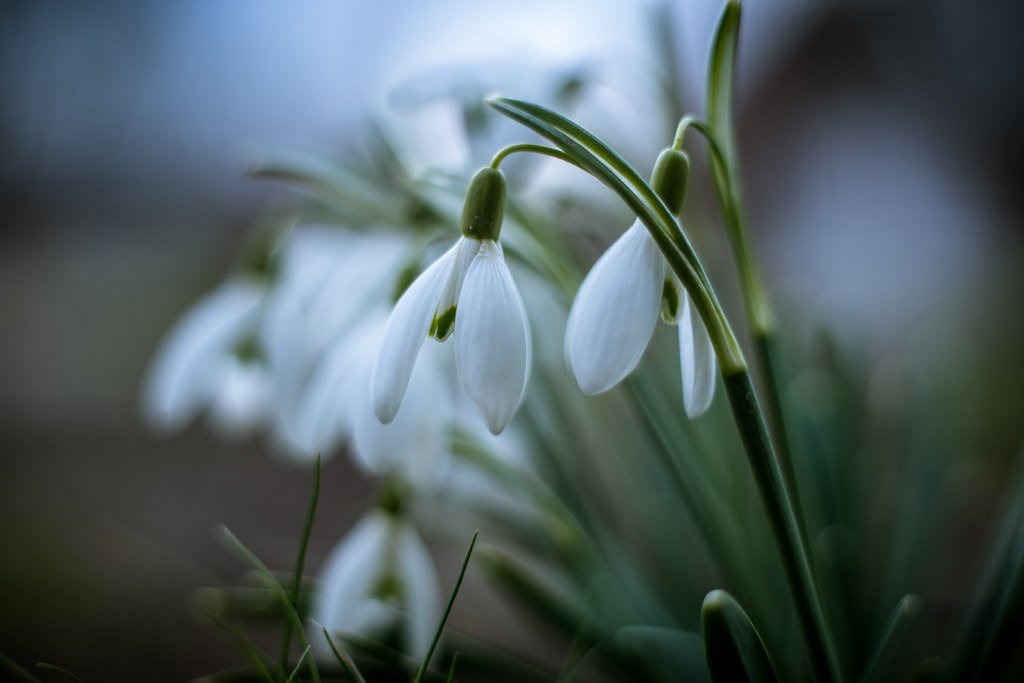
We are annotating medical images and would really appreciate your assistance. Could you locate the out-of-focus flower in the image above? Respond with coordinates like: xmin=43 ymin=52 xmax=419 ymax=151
xmin=142 ymin=276 xmax=273 ymax=436
xmin=565 ymin=219 xmax=716 ymax=417
xmin=373 ymin=169 xmax=531 ymax=436
xmin=314 ymin=509 xmax=440 ymax=661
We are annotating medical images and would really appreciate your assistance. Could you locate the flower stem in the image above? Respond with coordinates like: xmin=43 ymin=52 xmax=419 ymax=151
xmin=490 ymin=143 xmax=580 ymax=170
xmin=723 ymin=369 xmax=840 ymax=683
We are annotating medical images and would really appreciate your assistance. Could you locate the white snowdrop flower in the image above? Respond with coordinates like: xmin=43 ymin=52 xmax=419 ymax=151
xmin=565 ymin=149 xmax=717 ymax=417
xmin=261 ymin=227 xmax=408 ymax=457
xmin=142 ymin=276 xmax=270 ymax=433
xmin=314 ymin=509 xmax=440 ymax=661
xmin=372 ymin=168 xmax=531 ymax=436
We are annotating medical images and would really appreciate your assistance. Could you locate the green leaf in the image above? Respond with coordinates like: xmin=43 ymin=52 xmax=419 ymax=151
xmin=413 ymin=530 xmax=479 ymax=683
xmin=320 ymin=626 xmax=368 ymax=683
xmin=701 ymin=589 xmax=779 ymax=683
xmin=218 ymin=527 xmax=321 ymax=683
xmin=279 ymin=454 xmax=322 ymax=671
xmin=860 ymin=594 xmax=922 ymax=683
xmin=707 ymin=0 xmax=742 ymax=164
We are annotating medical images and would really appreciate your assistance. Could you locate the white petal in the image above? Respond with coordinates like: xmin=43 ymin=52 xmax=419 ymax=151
xmin=455 ymin=241 xmax=531 ymax=435
xmin=314 ymin=511 xmax=392 ymax=634
xmin=394 ymin=521 xmax=441 ymax=660
xmin=371 ymin=242 xmax=459 ymax=423
xmin=141 ymin=277 xmax=264 ymax=431
xmin=679 ymin=292 xmax=717 ymax=417
xmin=431 ymin=237 xmax=480 ymax=340
xmin=565 ymin=220 xmax=666 ymax=394
xmin=353 ymin=334 xmax=450 ymax=484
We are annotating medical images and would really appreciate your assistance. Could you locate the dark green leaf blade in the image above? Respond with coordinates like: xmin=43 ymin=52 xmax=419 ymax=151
xmin=701 ymin=589 xmax=779 ymax=683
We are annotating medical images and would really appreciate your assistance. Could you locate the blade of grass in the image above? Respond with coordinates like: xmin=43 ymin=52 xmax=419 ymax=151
xmin=859 ymin=594 xmax=921 ymax=683
xmin=320 ymin=625 xmax=368 ymax=683
xmin=219 ymin=527 xmax=321 ymax=683
xmin=413 ymin=530 xmax=479 ymax=683
xmin=445 ymin=652 xmax=459 ymax=683
xmin=197 ymin=593 xmax=280 ymax=682
xmin=280 ymin=454 xmax=322 ymax=670
xmin=35 ymin=664 xmax=84 ymax=683
xmin=0 ymin=653 xmax=45 ymax=683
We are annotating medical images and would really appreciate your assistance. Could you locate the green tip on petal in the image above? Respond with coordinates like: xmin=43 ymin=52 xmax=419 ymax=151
xmin=461 ymin=167 xmax=507 ymax=241
xmin=429 ymin=305 xmax=457 ymax=341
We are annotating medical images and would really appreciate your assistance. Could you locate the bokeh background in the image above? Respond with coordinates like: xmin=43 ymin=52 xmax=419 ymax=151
xmin=2 ymin=0 xmax=1023 ymax=679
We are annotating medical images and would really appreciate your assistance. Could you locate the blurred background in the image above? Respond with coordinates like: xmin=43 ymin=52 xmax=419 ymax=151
xmin=2 ymin=0 xmax=1023 ymax=679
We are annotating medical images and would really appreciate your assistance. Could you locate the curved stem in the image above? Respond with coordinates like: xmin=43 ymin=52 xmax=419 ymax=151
xmin=490 ymin=143 xmax=580 ymax=170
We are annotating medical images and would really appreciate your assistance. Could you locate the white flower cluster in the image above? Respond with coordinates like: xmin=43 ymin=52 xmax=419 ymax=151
xmin=142 ymin=63 xmax=718 ymax=664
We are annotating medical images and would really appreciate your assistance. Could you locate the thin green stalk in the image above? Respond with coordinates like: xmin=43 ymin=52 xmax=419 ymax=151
xmin=490 ymin=143 xmax=580 ymax=170
xmin=220 ymin=527 xmax=321 ymax=683
xmin=860 ymin=595 xmax=921 ymax=683
xmin=413 ymin=530 xmax=479 ymax=683
xmin=754 ymin=332 xmax=805 ymax=543
xmin=280 ymin=454 xmax=322 ymax=671
xmin=724 ymin=372 xmax=840 ymax=683
xmin=321 ymin=626 xmax=368 ymax=683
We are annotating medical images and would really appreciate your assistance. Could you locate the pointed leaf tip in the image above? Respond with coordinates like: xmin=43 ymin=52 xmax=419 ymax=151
xmin=701 ymin=589 xmax=779 ymax=683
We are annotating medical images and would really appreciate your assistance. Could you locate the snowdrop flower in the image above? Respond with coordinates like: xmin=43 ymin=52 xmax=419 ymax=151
xmin=142 ymin=276 xmax=273 ymax=435
xmin=565 ymin=149 xmax=717 ymax=417
xmin=315 ymin=508 xmax=440 ymax=660
xmin=372 ymin=167 xmax=531 ymax=436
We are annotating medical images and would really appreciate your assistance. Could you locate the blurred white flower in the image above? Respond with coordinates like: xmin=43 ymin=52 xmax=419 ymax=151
xmin=314 ymin=509 xmax=440 ymax=661
xmin=372 ymin=236 xmax=531 ymax=436
xmin=565 ymin=219 xmax=716 ymax=417
xmin=142 ymin=276 xmax=273 ymax=435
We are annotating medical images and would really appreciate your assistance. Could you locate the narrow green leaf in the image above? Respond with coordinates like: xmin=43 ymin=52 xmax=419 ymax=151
xmin=707 ymin=0 xmax=742 ymax=164
xmin=283 ymin=646 xmax=312 ymax=683
xmin=445 ymin=652 xmax=459 ymax=683
xmin=195 ymin=594 xmax=280 ymax=682
xmin=279 ymin=454 xmax=322 ymax=671
xmin=701 ymin=589 xmax=780 ymax=683
xmin=35 ymin=664 xmax=84 ymax=683
xmin=0 ymin=653 xmax=45 ymax=683
xmin=219 ymin=527 xmax=321 ymax=683
xmin=413 ymin=530 xmax=479 ymax=683
xmin=860 ymin=594 xmax=922 ymax=683
xmin=320 ymin=626 xmax=367 ymax=683
xmin=248 ymin=147 xmax=393 ymax=220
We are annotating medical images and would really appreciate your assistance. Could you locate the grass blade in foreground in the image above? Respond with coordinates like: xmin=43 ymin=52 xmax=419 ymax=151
xmin=413 ymin=530 xmax=479 ymax=683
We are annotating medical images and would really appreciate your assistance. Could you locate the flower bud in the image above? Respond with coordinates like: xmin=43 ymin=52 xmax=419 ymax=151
xmin=650 ymin=148 xmax=690 ymax=216
xmin=460 ymin=167 xmax=507 ymax=241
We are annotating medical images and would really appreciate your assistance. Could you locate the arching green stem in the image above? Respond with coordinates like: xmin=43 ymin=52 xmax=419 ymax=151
xmin=491 ymin=143 xmax=581 ymax=170
xmin=486 ymin=96 xmax=839 ymax=683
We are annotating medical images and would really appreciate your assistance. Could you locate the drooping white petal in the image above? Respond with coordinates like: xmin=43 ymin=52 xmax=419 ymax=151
xmin=314 ymin=511 xmax=392 ymax=635
xmin=565 ymin=220 xmax=666 ymax=394
xmin=679 ymin=292 xmax=717 ymax=417
xmin=394 ymin=521 xmax=442 ymax=660
xmin=141 ymin=277 xmax=264 ymax=431
xmin=455 ymin=241 xmax=531 ymax=435
xmin=372 ymin=241 xmax=460 ymax=423
xmin=431 ymin=237 xmax=480 ymax=340
xmin=353 ymin=330 xmax=450 ymax=485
